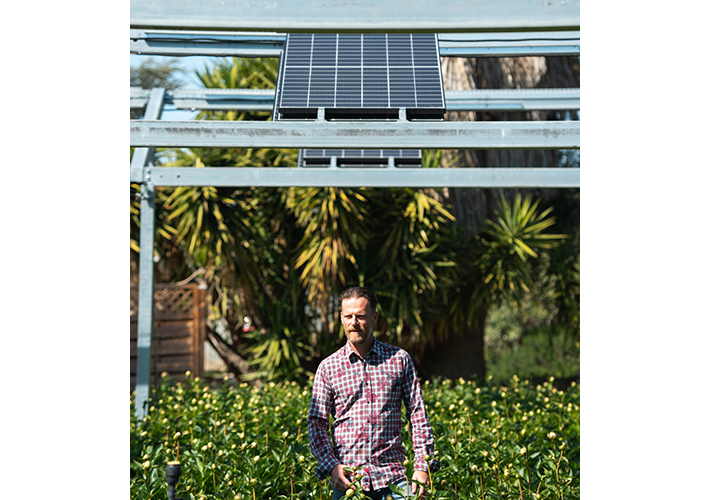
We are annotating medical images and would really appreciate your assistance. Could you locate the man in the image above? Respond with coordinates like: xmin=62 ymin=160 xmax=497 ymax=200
xmin=308 ymin=287 xmax=440 ymax=499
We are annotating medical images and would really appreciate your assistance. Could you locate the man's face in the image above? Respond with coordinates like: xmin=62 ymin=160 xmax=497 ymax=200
xmin=341 ymin=297 xmax=379 ymax=346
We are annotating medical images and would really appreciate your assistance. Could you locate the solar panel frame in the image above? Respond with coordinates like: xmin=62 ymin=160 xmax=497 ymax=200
xmin=298 ymin=149 xmax=422 ymax=168
xmin=275 ymin=33 xmax=446 ymax=121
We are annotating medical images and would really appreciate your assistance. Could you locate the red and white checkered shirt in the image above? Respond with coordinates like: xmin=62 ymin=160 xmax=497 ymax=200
xmin=308 ymin=339 xmax=440 ymax=491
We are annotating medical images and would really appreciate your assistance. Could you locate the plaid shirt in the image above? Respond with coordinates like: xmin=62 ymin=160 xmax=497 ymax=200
xmin=308 ymin=338 xmax=440 ymax=491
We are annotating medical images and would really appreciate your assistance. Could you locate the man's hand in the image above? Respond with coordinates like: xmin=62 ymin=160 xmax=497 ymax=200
xmin=330 ymin=464 xmax=352 ymax=492
xmin=411 ymin=470 xmax=430 ymax=498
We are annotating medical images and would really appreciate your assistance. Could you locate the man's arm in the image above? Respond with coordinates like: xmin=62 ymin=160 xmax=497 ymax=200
xmin=401 ymin=352 xmax=440 ymax=475
xmin=307 ymin=362 xmax=342 ymax=481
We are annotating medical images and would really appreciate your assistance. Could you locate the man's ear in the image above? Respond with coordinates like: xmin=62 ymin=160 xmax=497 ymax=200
xmin=373 ymin=311 xmax=379 ymax=322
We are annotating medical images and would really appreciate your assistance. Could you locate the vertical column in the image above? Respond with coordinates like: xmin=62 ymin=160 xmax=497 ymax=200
xmin=131 ymin=87 xmax=165 ymax=420
xmin=135 ymin=176 xmax=156 ymax=419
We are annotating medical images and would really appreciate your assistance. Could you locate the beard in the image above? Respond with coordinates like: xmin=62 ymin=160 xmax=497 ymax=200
xmin=345 ymin=325 xmax=372 ymax=345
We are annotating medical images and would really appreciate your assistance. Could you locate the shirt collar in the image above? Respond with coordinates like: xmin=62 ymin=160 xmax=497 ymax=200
xmin=343 ymin=337 xmax=383 ymax=362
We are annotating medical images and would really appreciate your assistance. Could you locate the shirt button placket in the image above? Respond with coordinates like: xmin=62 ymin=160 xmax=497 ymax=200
xmin=364 ymin=357 xmax=372 ymax=489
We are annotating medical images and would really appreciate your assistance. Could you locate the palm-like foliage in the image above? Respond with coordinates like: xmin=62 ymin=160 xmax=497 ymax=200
xmin=283 ymin=187 xmax=370 ymax=332
xmin=365 ymin=188 xmax=458 ymax=343
xmin=478 ymin=193 xmax=567 ymax=298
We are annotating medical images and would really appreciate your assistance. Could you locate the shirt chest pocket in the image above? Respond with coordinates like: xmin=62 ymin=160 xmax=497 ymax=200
xmin=370 ymin=371 xmax=401 ymax=404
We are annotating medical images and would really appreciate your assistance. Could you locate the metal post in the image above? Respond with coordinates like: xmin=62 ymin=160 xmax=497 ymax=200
xmin=132 ymin=88 xmax=165 ymax=420
xmin=135 ymin=177 xmax=156 ymax=420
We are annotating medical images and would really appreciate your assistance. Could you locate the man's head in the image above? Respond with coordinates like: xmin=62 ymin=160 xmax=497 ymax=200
xmin=339 ymin=287 xmax=379 ymax=346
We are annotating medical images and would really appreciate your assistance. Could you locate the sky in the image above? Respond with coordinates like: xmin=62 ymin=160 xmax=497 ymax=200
xmin=131 ymin=53 xmax=223 ymax=119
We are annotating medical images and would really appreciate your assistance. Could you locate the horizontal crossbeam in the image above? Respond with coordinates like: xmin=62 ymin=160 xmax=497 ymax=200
xmin=438 ymin=32 xmax=579 ymax=57
xmin=144 ymin=166 xmax=579 ymax=188
xmin=130 ymin=120 xmax=580 ymax=149
xmin=445 ymin=89 xmax=579 ymax=111
xmin=130 ymin=29 xmax=580 ymax=57
xmin=130 ymin=30 xmax=285 ymax=57
xmin=130 ymin=88 xmax=580 ymax=112
xmin=130 ymin=0 xmax=580 ymax=33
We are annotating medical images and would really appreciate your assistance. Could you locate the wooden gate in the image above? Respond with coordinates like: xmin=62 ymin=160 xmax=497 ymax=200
xmin=130 ymin=283 xmax=206 ymax=392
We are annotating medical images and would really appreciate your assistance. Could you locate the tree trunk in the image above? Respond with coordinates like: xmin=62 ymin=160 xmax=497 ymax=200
xmin=205 ymin=327 xmax=252 ymax=377
xmin=420 ymin=304 xmax=488 ymax=380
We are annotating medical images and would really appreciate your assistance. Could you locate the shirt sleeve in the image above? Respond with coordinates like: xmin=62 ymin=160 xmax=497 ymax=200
xmin=401 ymin=351 xmax=441 ymax=473
xmin=307 ymin=361 xmax=341 ymax=480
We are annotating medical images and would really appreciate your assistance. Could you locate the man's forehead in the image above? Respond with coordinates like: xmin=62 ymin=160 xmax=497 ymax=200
xmin=341 ymin=297 xmax=372 ymax=314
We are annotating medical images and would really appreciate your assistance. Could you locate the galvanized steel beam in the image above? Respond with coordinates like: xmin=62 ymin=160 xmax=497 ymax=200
xmin=130 ymin=120 xmax=580 ymax=149
xmin=131 ymin=0 xmax=580 ymax=33
xmin=129 ymin=29 xmax=580 ymax=57
xmin=130 ymin=88 xmax=580 ymax=113
xmin=131 ymin=88 xmax=149 ymax=110
xmin=147 ymin=166 xmax=579 ymax=188
xmin=130 ymin=88 xmax=165 ymax=183
xmin=135 ymin=179 xmax=156 ymax=420
xmin=170 ymin=89 xmax=276 ymax=112
xmin=131 ymin=29 xmax=285 ymax=57
xmin=445 ymin=89 xmax=579 ymax=112
xmin=438 ymin=32 xmax=580 ymax=57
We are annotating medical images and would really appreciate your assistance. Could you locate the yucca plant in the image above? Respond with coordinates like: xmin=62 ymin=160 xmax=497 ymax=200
xmin=478 ymin=193 xmax=567 ymax=299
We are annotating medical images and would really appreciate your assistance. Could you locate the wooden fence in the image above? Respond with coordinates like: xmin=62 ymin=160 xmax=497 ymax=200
xmin=130 ymin=283 xmax=206 ymax=392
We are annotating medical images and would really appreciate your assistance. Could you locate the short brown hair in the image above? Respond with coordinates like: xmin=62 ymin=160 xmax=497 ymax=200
xmin=338 ymin=286 xmax=379 ymax=312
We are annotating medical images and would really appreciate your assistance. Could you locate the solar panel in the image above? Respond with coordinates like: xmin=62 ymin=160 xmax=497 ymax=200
xmin=298 ymin=149 xmax=422 ymax=168
xmin=275 ymin=33 xmax=446 ymax=120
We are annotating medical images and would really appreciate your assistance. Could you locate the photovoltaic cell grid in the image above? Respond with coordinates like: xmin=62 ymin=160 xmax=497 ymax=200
xmin=298 ymin=149 xmax=422 ymax=167
xmin=276 ymin=34 xmax=445 ymax=120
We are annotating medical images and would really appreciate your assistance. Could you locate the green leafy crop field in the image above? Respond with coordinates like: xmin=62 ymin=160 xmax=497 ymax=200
xmin=130 ymin=373 xmax=579 ymax=499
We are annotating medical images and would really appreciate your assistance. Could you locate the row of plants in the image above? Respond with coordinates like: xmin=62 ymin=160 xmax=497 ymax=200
xmin=130 ymin=372 xmax=579 ymax=499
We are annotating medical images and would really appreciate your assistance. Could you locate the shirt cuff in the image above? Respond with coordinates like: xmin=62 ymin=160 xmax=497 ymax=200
xmin=414 ymin=458 xmax=441 ymax=473
xmin=315 ymin=456 xmax=341 ymax=481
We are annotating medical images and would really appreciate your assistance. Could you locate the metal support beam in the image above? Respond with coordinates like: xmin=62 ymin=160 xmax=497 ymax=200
xmin=438 ymin=32 xmax=579 ymax=57
xmin=130 ymin=88 xmax=165 ymax=183
xmin=130 ymin=120 xmax=580 ymax=149
xmin=129 ymin=29 xmax=579 ymax=57
xmin=445 ymin=89 xmax=579 ymax=112
xmin=131 ymin=29 xmax=285 ymax=57
xmin=170 ymin=89 xmax=276 ymax=112
xmin=131 ymin=88 xmax=580 ymax=113
xmin=131 ymin=0 xmax=580 ymax=33
xmin=147 ymin=166 xmax=579 ymax=188
xmin=135 ymin=179 xmax=156 ymax=420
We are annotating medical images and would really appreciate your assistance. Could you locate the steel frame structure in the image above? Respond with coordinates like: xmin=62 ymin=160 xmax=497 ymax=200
xmin=130 ymin=0 xmax=581 ymax=419
xmin=130 ymin=0 xmax=579 ymax=32
xmin=131 ymin=30 xmax=580 ymax=58
xmin=131 ymin=87 xmax=581 ymax=113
